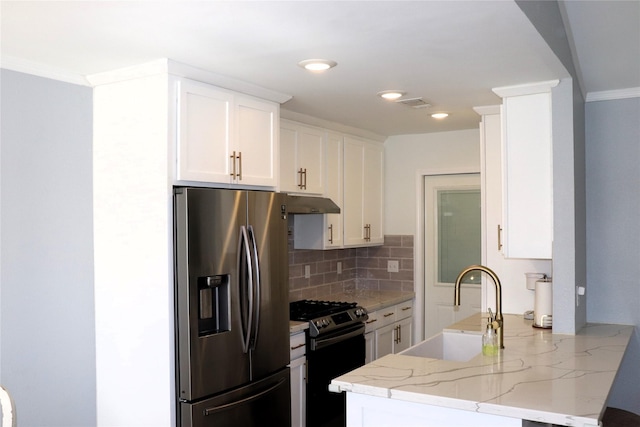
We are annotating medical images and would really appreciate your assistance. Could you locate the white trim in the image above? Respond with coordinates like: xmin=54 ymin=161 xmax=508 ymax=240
xmin=1 ymin=56 xmax=293 ymax=104
xmin=86 ymin=59 xmax=170 ymax=87
xmin=281 ymin=109 xmax=387 ymax=142
xmin=87 ymin=58 xmax=293 ymax=104
xmin=0 ymin=55 xmax=91 ymax=86
xmin=472 ymin=105 xmax=501 ymax=116
xmin=413 ymin=167 xmax=481 ymax=343
xmin=586 ymin=87 xmax=640 ymax=102
xmin=492 ymin=80 xmax=560 ymax=98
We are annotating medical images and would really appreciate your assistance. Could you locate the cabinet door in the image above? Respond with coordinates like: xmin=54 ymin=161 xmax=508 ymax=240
xmin=176 ymin=79 xmax=234 ymax=183
xmin=343 ymin=137 xmax=366 ymax=246
xmin=280 ymin=123 xmax=325 ymax=194
xmin=290 ymin=356 xmax=306 ymax=427
xmin=375 ymin=323 xmax=395 ymax=360
xmin=364 ymin=331 xmax=375 ymax=365
xmin=480 ymin=109 xmax=551 ymax=314
xmin=394 ymin=317 xmax=412 ymax=353
xmin=280 ymin=124 xmax=299 ymax=191
xmin=297 ymin=126 xmax=325 ymax=194
xmin=363 ymin=141 xmax=384 ymax=245
xmin=235 ymin=95 xmax=278 ymax=187
xmin=502 ymin=92 xmax=552 ymax=258
xmin=324 ymin=132 xmax=344 ymax=248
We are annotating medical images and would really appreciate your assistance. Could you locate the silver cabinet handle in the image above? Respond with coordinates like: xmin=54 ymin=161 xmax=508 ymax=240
xmin=328 ymin=224 xmax=333 ymax=244
xmin=237 ymin=151 xmax=242 ymax=180
xmin=230 ymin=151 xmax=237 ymax=178
xmin=497 ymin=224 xmax=503 ymax=251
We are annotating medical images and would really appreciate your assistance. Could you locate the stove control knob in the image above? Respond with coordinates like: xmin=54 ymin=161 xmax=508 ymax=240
xmin=315 ymin=320 xmax=323 ymax=329
xmin=322 ymin=318 xmax=330 ymax=327
xmin=355 ymin=308 xmax=366 ymax=317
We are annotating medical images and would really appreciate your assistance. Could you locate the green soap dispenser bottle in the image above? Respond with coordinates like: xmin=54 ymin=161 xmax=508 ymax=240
xmin=482 ymin=320 xmax=499 ymax=356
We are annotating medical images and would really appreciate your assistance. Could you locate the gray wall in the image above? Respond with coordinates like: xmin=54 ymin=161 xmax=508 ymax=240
xmin=0 ymin=70 xmax=96 ymax=426
xmin=585 ymin=96 xmax=640 ymax=414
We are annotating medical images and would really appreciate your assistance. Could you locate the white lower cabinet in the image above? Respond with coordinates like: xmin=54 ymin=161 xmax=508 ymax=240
xmin=290 ymin=331 xmax=306 ymax=427
xmin=346 ymin=393 xmax=521 ymax=427
xmin=365 ymin=300 xmax=413 ymax=362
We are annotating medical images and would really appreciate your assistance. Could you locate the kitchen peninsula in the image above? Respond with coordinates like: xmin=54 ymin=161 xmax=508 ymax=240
xmin=330 ymin=313 xmax=633 ymax=427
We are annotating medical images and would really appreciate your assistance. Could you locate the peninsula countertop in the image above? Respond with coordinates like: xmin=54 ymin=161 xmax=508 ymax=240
xmin=330 ymin=313 xmax=633 ymax=427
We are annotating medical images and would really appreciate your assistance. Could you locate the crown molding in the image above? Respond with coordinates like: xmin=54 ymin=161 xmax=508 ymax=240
xmin=0 ymin=55 xmax=91 ymax=86
xmin=492 ymin=80 xmax=560 ymax=98
xmin=1 ymin=56 xmax=293 ymax=104
xmin=586 ymin=87 xmax=640 ymax=102
xmin=472 ymin=105 xmax=501 ymax=116
xmin=280 ymin=109 xmax=387 ymax=142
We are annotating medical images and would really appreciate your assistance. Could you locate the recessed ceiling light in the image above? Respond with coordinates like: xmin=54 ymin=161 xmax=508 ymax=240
xmin=298 ymin=59 xmax=337 ymax=72
xmin=377 ymin=90 xmax=406 ymax=100
xmin=431 ymin=113 xmax=449 ymax=119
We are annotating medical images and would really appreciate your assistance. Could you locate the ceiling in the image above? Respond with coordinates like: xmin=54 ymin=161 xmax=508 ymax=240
xmin=1 ymin=1 xmax=638 ymax=137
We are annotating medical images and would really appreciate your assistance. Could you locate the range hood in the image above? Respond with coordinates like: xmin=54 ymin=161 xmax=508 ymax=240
xmin=286 ymin=195 xmax=340 ymax=214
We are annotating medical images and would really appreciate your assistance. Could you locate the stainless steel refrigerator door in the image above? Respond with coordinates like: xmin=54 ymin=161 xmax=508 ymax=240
xmin=175 ymin=188 xmax=251 ymax=401
xmin=180 ymin=367 xmax=291 ymax=427
xmin=245 ymin=191 xmax=290 ymax=380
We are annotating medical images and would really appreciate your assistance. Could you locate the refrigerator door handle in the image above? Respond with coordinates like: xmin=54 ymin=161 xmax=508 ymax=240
xmin=238 ymin=225 xmax=253 ymax=354
xmin=247 ymin=225 xmax=261 ymax=350
xmin=202 ymin=377 xmax=287 ymax=417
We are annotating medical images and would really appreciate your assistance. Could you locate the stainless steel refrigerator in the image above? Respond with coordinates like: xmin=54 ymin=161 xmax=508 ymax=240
xmin=174 ymin=187 xmax=291 ymax=427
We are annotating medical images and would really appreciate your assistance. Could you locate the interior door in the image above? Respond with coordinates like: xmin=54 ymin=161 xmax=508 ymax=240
xmin=424 ymin=174 xmax=481 ymax=339
xmin=175 ymin=188 xmax=250 ymax=401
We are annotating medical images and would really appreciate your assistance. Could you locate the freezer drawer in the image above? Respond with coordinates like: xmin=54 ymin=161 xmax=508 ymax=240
xmin=180 ymin=368 xmax=291 ymax=427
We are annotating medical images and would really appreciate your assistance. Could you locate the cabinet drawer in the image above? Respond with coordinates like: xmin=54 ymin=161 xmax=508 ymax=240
xmin=395 ymin=301 xmax=414 ymax=320
xmin=377 ymin=306 xmax=397 ymax=328
xmin=364 ymin=310 xmax=380 ymax=333
xmin=290 ymin=331 xmax=306 ymax=360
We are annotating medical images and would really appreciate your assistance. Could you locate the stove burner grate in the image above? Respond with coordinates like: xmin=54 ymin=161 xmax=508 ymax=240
xmin=289 ymin=299 xmax=357 ymax=321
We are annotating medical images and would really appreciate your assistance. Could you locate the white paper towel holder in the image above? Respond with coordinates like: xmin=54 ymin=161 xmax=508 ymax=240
xmin=533 ymin=278 xmax=553 ymax=329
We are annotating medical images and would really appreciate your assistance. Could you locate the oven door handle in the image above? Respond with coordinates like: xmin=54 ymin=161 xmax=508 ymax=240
xmin=311 ymin=324 xmax=365 ymax=351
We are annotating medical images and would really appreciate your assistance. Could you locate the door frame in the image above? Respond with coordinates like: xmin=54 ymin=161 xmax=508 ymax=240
xmin=413 ymin=166 xmax=482 ymax=343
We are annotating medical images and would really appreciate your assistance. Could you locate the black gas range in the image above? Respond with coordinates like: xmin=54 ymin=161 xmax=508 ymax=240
xmin=290 ymin=299 xmax=368 ymax=337
xmin=290 ymin=299 xmax=368 ymax=427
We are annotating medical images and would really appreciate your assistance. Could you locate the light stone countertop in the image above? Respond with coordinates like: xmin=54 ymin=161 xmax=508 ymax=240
xmin=289 ymin=320 xmax=308 ymax=334
xmin=330 ymin=312 xmax=634 ymax=427
xmin=309 ymin=289 xmax=415 ymax=313
xmin=289 ymin=289 xmax=415 ymax=334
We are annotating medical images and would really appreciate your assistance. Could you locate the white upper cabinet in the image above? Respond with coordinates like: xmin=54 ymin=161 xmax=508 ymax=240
xmin=293 ymin=131 xmax=344 ymax=250
xmin=476 ymin=105 xmax=552 ymax=314
xmin=235 ymin=95 xmax=279 ymax=187
xmin=176 ymin=78 xmax=278 ymax=187
xmin=493 ymin=80 xmax=558 ymax=259
xmin=324 ymin=132 xmax=344 ymax=248
xmin=343 ymin=136 xmax=384 ymax=247
xmin=280 ymin=120 xmax=325 ymax=195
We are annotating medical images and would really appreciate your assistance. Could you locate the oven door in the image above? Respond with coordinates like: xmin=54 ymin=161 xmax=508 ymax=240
xmin=306 ymin=323 xmax=365 ymax=427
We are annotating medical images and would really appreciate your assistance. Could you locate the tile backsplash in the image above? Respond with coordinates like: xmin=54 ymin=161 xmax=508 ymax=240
xmin=288 ymin=233 xmax=414 ymax=301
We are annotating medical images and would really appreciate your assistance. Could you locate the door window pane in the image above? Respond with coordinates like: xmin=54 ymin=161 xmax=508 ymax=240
xmin=437 ymin=189 xmax=481 ymax=284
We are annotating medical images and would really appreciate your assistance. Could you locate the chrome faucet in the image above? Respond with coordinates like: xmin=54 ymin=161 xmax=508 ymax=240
xmin=454 ymin=265 xmax=504 ymax=349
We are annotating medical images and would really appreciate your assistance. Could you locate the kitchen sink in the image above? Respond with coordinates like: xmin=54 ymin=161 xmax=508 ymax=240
xmin=400 ymin=331 xmax=482 ymax=362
